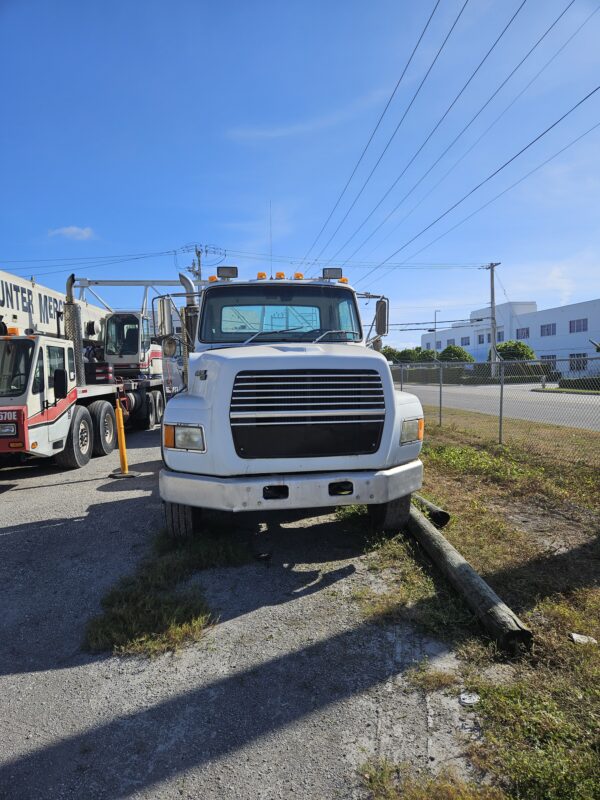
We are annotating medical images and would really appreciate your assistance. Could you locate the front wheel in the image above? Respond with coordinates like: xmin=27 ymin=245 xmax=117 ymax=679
xmin=55 ymin=405 xmax=94 ymax=469
xmin=368 ymin=493 xmax=412 ymax=533
xmin=164 ymin=501 xmax=201 ymax=539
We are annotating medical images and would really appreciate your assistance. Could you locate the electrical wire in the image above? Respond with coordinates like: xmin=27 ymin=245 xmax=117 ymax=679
xmin=337 ymin=0 xmax=577 ymax=266
xmin=366 ymin=117 xmax=600 ymax=290
xmin=305 ymin=0 xmax=472 ymax=274
xmin=300 ymin=0 xmax=442 ymax=265
xmin=365 ymin=1 xmax=600 ymax=260
xmin=323 ymin=0 xmax=530 ymax=267
xmin=356 ymin=86 xmax=600 ymax=288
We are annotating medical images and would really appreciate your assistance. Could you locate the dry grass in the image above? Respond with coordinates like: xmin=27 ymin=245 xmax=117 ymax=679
xmin=358 ymin=414 xmax=600 ymax=799
xmin=85 ymin=530 xmax=252 ymax=656
xmin=405 ymin=659 xmax=457 ymax=692
xmin=360 ymin=760 xmax=507 ymax=800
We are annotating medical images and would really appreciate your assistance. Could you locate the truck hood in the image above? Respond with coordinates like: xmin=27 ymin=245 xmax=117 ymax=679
xmin=190 ymin=342 xmax=388 ymax=371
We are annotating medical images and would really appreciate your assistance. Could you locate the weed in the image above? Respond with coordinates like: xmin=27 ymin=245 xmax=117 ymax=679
xmin=405 ymin=659 xmax=457 ymax=692
xmin=360 ymin=759 xmax=507 ymax=799
xmin=85 ymin=529 xmax=252 ymax=656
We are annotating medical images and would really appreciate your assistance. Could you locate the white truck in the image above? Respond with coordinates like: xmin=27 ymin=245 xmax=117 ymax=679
xmin=159 ymin=266 xmax=424 ymax=536
xmin=0 ymin=270 xmax=174 ymax=468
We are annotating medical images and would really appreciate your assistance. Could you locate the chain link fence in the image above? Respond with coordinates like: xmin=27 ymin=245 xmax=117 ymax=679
xmin=392 ymin=357 xmax=600 ymax=466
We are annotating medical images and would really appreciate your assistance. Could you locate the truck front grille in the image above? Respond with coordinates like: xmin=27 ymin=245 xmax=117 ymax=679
xmin=230 ymin=369 xmax=385 ymax=458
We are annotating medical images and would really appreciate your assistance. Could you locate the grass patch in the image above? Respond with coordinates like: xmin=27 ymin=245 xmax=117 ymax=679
xmin=364 ymin=415 xmax=600 ymax=798
xmin=85 ymin=530 xmax=252 ymax=656
xmin=405 ymin=658 xmax=457 ymax=692
xmin=360 ymin=759 xmax=507 ymax=799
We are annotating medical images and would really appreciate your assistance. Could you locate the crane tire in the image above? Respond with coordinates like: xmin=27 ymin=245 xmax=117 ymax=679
xmin=89 ymin=400 xmax=117 ymax=457
xmin=55 ymin=405 xmax=94 ymax=470
xmin=151 ymin=390 xmax=165 ymax=424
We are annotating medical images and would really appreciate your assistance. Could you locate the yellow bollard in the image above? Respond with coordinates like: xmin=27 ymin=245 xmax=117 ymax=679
xmin=115 ymin=398 xmax=129 ymax=475
xmin=110 ymin=396 xmax=139 ymax=479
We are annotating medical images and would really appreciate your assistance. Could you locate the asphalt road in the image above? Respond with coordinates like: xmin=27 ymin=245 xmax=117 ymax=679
xmin=396 ymin=382 xmax=600 ymax=431
xmin=0 ymin=430 xmax=469 ymax=800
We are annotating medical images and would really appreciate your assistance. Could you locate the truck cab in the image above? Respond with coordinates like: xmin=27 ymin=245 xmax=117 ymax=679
xmin=103 ymin=312 xmax=163 ymax=378
xmin=0 ymin=334 xmax=79 ymax=459
xmin=159 ymin=269 xmax=424 ymax=537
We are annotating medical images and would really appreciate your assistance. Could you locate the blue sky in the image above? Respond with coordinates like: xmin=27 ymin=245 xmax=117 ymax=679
xmin=1 ymin=0 xmax=599 ymax=347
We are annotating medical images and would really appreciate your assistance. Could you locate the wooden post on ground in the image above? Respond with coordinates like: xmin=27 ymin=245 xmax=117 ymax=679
xmin=406 ymin=506 xmax=533 ymax=651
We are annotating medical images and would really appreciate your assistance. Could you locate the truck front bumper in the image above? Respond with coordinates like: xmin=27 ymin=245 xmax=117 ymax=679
xmin=159 ymin=460 xmax=423 ymax=513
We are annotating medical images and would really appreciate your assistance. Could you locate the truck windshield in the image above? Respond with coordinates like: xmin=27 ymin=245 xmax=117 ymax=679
xmin=199 ymin=284 xmax=362 ymax=344
xmin=0 ymin=339 xmax=34 ymax=397
xmin=105 ymin=314 xmax=140 ymax=356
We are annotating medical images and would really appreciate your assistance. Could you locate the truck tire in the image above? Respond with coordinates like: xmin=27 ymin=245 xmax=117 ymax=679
xmin=55 ymin=405 xmax=94 ymax=469
xmin=89 ymin=400 xmax=117 ymax=457
xmin=164 ymin=501 xmax=200 ymax=539
xmin=368 ymin=493 xmax=412 ymax=533
xmin=151 ymin=390 xmax=164 ymax=424
xmin=135 ymin=392 xmax=156 ymax=430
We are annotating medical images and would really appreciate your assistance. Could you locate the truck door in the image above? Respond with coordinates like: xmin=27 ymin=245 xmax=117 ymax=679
xmin=45 ymin=343 xmax=76 ymax=442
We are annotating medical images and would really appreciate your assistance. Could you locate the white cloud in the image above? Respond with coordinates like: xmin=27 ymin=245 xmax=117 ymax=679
xmin=227 ymin=89 xmax=387 ymax=141
xmin=48 ymin=226 xmax=95 ymax=240
xmin=504 ymin=250 xmax=600 ymax=307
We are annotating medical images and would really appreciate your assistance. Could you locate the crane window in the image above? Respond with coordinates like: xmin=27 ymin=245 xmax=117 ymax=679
xmin=105 ymin=315 xmax=140 ymax=356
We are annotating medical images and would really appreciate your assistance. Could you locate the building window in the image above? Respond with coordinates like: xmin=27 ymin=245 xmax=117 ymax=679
xmin=436 ymin=340 xmax=441 ymax=350
xmin=425 ymin=342 xmax=431 ymax=350
xmin=487 ymin=333 xmax=491 ymax=343
xmin=478 ymin=334 xmax=484 ymax=344
xmin=569 ymin=353 xmax=588 ymax=371
xmin=541 ymin=323 xmax=556 ymax=337
xmin=569 ymin=318 xmax=588 ymax=333
xmin=497 ymin=330 xmax=504 ymax=342
xmin=516 ymin=327 xmax=529 ymax=340
xmin=461 ymin=336 xmax=470 ymax=346
xmin=447 ymin=338 xmax=455 ymax=346
xmin=540 ymin=354 xmax=556 ymax=371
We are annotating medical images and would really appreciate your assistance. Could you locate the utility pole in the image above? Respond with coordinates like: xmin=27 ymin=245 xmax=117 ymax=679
xmin=194 ymin=245 xmax=203 ymax=282
xmin=433 ymin=309 xmax=440 ymax=356
xmin=484 ymin=262 xmax=501 ymax=369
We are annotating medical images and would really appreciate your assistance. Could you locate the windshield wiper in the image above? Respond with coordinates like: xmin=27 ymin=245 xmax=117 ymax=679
xmin=312 ymin=329 xmax=359 ymax=343
xmin=242 ymin=327 xmax=305 ymax=345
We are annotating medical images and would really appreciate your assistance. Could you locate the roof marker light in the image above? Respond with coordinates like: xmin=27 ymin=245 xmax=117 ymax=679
xmin=208 ymin=275 xmax=218 ymax=282
xmin=338 ymin=277 xmax=349 ymax=284
xmin=257 ymin=272 xmax=267 ymax=279
xmin=294 ymin=272 xmax=304 ymax=280
xmin=275 ymin=272 xmax=285 ymax=280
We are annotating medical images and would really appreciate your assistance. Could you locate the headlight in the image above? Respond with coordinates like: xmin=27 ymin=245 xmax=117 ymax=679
xmin=164 ymin=424 xmax=206 ymax=451
xmin=400 ymin=418 xmax=423 ymax=444
xmin=0 ymin=423 xmax=16 ymax=436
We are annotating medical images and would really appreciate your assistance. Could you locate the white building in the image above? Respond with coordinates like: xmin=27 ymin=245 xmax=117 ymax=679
xmin=420 ymin=298 xmax=600 ymax=374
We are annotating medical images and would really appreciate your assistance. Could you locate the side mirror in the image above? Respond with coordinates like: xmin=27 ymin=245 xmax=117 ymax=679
xmin=163 ymin=337 xmax=177 ymax=358
xmin=156 ymin=297 xmax=174 ymax=338
xmin=375 ymin=298 xmax=389 ymax=337
xmin=54 ymin=368 xmax=68 ymax=399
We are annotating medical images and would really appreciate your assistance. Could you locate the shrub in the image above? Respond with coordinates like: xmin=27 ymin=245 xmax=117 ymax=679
xmin=439 ymin=344 xmax=474 ymax=362
xmin=558 ymin=377 xmax=600 ymax=390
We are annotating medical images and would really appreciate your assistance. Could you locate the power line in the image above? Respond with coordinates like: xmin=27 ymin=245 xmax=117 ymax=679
xmin=357 ymin=85 xmax=600 ymax=288
xmin=305 ymin=0 xmax=472 ymax=274
xmin=299 ymin=0 xmax=442 ymax=265
xmin=337 ymin=0 xmax=577 ymax=266
xmin=366 ymin=1 xmax=600 ymax=260
xmin=366 ymin=117 xmax=600 ymax=290
xmin=324 ymin=0 xmax=530 ymax=267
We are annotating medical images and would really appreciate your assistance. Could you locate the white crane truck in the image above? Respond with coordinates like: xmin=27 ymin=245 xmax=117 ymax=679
xmin=0 ymin=270 xmax=175 ymax=468
xmin=159 ymin=266 xmax=424 ymax=536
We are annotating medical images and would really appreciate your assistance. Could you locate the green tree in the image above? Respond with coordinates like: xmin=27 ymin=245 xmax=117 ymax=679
xmin=396 ymin=348 xmax=419 ymax=362
xmin=417 ymin=348 xmax=437 ymax=362
xmin=439 ymin=344 xmax=474 ymax=362
xmin=381 ymin=345 xmax=400 ymax=362
xmin=492 ymin=340 xmax=535 ymax=360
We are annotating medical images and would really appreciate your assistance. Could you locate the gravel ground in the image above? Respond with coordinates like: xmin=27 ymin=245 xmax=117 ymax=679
xmin=0 ymin=429 xmax=470 ymax=799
